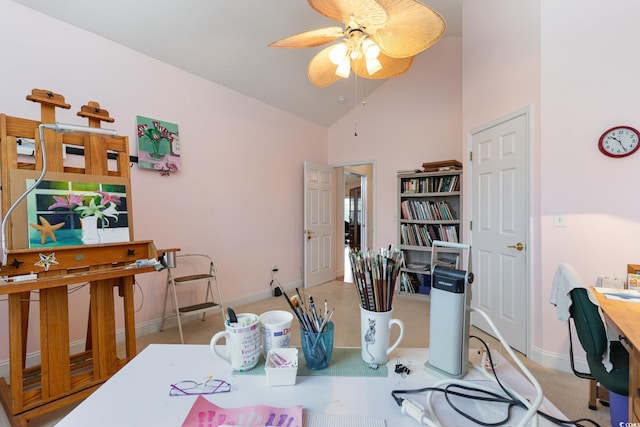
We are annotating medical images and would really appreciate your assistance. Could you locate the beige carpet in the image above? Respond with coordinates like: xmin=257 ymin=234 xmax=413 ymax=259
xmin=2 ymin=280 xmax=612 ymax=426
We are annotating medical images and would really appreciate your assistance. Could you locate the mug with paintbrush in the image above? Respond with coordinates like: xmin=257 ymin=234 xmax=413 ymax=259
xmin=350 ymin=247 xmax=405 ymax=367
xmin=210 ymin=308 xmax=261 ymax=372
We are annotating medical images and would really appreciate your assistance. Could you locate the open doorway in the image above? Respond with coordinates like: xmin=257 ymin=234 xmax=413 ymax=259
xmin=345 ymin=173 xmax=362 ymax=251
xmin=337 ymin=163 xmax=374 ymax=283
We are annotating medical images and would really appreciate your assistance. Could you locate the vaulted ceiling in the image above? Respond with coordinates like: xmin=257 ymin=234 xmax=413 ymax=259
xmin=11 ymin=0 xmax=463 ymax=127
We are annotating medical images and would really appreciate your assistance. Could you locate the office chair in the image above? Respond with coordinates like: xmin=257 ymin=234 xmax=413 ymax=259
xmin=567 ymin=288 xmax=629 ymax=409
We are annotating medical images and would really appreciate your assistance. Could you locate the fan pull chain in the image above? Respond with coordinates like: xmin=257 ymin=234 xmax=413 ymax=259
xmin=362 ymin=78 xmax=367 ymax=106
xmin=354 ymin=72 xmax=359 ymax=136
xmin=353 ymin=74 xmax=367 ymax=136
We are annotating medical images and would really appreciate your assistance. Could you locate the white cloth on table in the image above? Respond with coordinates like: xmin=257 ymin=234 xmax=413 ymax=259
xmin=549 ymin=263 xmax=612 ymax=372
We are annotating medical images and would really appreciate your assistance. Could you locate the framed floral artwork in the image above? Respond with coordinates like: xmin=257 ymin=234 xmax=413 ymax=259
xmin=9 ymin=171 xmax=132 ymax=249
xmin=136 ymin=115 xmax=181 ymax=173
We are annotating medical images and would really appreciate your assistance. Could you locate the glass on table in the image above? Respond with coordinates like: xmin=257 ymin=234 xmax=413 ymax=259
xmin=300 ymin=322 xmax=334 ymax=370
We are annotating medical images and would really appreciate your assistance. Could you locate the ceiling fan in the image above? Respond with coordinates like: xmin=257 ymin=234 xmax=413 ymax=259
xmin=269 ymin=0 xmax=446 ymax=88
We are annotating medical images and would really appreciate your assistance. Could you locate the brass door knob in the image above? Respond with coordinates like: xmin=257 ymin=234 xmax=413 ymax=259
xmin=507 ymin=242 xmax=525 ymax=251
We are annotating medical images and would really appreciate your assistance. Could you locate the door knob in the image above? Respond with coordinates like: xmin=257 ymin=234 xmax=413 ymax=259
xmin=507 ymin=242 xmax=525 ymax=251
xmin=305 ymin=229 xmax=314 ymax=241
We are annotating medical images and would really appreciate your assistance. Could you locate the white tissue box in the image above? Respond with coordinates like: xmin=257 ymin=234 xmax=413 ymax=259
xmin=598 ymin=276 xmax=626 ymax=289
xmin=265 ymin=348 xmax=298 ymax=386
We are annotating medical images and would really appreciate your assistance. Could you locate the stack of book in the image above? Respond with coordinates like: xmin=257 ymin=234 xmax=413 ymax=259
xmin=422 ymin=160 xmax=462 ymax=172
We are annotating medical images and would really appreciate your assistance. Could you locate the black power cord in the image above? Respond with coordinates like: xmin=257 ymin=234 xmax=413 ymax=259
xmin=391 ymin=336 xmax=602 ymax=427
xmin=269 ymin=267 xmax=282 ymax=297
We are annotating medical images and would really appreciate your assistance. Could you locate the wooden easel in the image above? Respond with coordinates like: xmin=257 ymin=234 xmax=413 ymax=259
xmin=0 ymin=89 xmax=158 ymax=426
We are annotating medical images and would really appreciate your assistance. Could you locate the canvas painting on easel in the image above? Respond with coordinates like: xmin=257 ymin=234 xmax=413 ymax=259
xmin=136 ymin=115 xmax=181 ymax=173
xmin=25 ymin=178 xmax=130 ymax=248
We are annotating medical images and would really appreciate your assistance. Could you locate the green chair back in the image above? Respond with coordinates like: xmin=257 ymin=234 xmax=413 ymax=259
xmin=568 ymin=287 xmax=629 ymax=396
xmin=569 ymin=288 xmax=607 ymax=358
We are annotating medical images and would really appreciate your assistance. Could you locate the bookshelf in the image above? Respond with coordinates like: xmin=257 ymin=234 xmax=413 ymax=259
xmin=397 ymin=169 xmax=462 ymax=296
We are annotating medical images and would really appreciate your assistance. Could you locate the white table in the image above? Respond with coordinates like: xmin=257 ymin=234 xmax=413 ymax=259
xmin=58 ymin=344 xmax=566 ymax=426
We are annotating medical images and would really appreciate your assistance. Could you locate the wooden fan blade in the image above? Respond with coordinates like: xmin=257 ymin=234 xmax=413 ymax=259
xmin=308 ymin=0 xmax=387 ymax=28
xmin=269 ymin=27 xmax=344 ymax=48
xmin=370 ymin=0 xmax=446 ymax=58
xmin=308 ymin=46 xmax=343 ymax=88
xmin=351 ymin=52 xmax=414 ymax=79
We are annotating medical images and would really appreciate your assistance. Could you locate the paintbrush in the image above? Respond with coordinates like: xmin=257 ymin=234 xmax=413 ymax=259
xmin=279 ymin=288 xmax=306 ymax=328
xmin=291 ymin=294 xmax=314 ymax=332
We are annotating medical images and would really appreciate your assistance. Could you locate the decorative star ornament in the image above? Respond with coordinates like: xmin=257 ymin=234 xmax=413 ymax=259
xmin=10 ymin=258 xmax=24 ymax=269
xmin=29 ymin=216 xmax=65 ymax=245
xmin=35 ymin=252 xmax=58 ymax=271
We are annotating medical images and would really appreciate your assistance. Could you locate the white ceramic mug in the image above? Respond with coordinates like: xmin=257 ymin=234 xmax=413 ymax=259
xmin=259 ymin=310 xmax=293 ymax=358
xmin=360 ymin=306 xmax=405 ymax=365
xmin=210 ymin=313 xmax=261 ymax=371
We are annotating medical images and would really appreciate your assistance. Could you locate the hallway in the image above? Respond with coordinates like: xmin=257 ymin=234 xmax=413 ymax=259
xmin=342 ymin=245 xmax=353 ymax=283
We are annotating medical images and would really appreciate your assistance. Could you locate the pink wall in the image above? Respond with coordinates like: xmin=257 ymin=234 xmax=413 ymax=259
xmin=539 ymin=0 xmax=640 ymax=361
xmin=0 ymin=0 xmax=326 ymax=362
xmin=328 ymin=37 xmax=463 ymax=249
xmin=462 ymin=0 xmax=640 ymax=370
xmin=461 ymin=0 xmax=543 ymax=356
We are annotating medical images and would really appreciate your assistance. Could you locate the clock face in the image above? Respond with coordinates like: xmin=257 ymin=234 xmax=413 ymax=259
xmin=598 ymin=126 xmax=640 ymax=158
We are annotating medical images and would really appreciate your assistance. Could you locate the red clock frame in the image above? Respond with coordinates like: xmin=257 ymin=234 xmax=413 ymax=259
xmin=598 ymin=125 xmax=640 ymax=158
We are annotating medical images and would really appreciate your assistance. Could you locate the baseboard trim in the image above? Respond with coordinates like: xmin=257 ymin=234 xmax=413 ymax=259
xmin=528 ymin=344 xmax=588 ymax=375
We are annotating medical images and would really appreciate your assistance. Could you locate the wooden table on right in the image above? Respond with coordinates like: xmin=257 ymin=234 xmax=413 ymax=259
xmin=590 ymin=287 xmax=640 ymax=422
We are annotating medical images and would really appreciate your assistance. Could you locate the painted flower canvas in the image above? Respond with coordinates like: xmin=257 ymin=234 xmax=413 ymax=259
xmin=136 ymin=115 xmax=181 ymax=173
xmin=25 ymin=178 xmax=130 ymax=248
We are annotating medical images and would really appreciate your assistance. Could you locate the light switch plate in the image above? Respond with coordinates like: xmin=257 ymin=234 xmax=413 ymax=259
xmin=553 ymin=211 xmax=567 ymax=227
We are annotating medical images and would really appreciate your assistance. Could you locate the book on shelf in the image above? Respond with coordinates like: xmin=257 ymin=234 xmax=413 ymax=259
xmin=436 ymin=252 xmax=460 ymax=269
xmin=406 ymin=263 xmax=430 ymax=271
xmin=400 ymin=224 xmax=439 ymax=247
xmin=398 ymin=169 xmax=423 ymax=175
xmin=422 ymin=160 xmax=462 ymax=172
xmin=400 ymin=273 xmax=417 ymax=293
xmin=400 ymin=200 xmax=457 ymax=221
xmin=400 ymin=175 xmax=461 ymax=195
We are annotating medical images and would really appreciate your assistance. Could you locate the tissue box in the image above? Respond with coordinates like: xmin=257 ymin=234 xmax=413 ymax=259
xmin=265 ymin=348 xmax=298 ymax=386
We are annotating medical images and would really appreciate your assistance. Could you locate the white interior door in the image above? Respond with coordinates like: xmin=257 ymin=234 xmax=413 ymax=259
xmin=304 ymin=161 xmax=336 ymax=288
xmin=469 ymin=110 xmax=530 ymax=354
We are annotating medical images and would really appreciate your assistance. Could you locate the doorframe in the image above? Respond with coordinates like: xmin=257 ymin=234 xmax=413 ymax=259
xmin=465 ymin=105 xmax=534 ymax=357
xmin=333 ymin=160 xmax=377 ymax=279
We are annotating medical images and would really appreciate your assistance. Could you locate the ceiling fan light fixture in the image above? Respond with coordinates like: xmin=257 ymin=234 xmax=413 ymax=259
xmin=272 ymin=0 xmax=446 ymax=87
xmin=366 ymin=58 xmax=382 ymax=75
xmin=336 ymin=58 xmax=351 ymax=78
xmin=329 ymin=42 xmax=349 ymax=65
xmin=362 ymin=39 xmax=380 ymax=60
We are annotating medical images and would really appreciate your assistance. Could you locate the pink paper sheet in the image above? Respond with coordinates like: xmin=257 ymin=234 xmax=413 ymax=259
xmin=181 ymin=395 xmax=302 ymax=427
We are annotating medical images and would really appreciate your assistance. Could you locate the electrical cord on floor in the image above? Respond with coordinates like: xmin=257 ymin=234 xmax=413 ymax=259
xmin=391 ymin=308 xmax=602 ymax=427
xmin=269 ymin=268 xmax=282 ymax=297
xmin=134 ymin=278 xmax=145 ymax=313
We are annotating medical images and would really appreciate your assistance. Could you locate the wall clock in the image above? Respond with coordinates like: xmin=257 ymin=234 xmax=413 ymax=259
xmin=598 ymin=125 xmax=640 ymax=158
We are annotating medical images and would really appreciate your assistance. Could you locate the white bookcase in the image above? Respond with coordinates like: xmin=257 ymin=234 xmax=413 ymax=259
xmin=397 ymin=169 xmax=462 ymax=296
